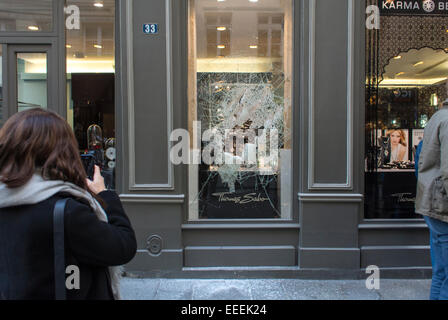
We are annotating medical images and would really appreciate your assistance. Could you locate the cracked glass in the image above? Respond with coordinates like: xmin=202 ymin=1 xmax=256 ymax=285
xmin=188 ymin=0 xmax=293 ymax=220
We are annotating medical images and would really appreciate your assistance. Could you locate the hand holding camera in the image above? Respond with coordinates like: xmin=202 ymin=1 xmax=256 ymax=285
xmin=86 ymin=165 xmax=106 ymax=195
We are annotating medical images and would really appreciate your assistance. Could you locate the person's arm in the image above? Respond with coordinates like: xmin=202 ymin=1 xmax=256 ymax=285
xmin=439 ymin=120 xmax=448 ymax=194
xmin=64 ymin=192 xmax=137 ymax=267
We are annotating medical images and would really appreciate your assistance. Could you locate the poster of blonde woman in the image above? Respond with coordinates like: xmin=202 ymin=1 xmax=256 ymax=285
xmin=386 ymin=129 xmax=409 ymax=162
xmin=376 ymin=129 xmax=409 ymax=168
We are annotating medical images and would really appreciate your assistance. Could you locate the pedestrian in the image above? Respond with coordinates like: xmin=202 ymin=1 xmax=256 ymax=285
xmin=0 ymin=108 xmax=137 ymax=300
xmin=415 ymin=140 xmax=423 ymax=179
xmin=416 ymin=99 xmax=448 ymax=300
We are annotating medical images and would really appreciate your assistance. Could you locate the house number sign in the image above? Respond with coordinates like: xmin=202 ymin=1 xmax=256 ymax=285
xmin=143 ymin=23 xmax=158 ymax=35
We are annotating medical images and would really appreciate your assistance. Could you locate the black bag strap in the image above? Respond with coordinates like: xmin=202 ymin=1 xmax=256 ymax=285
xmin=53 ymin=198 xmax=69 ymax=300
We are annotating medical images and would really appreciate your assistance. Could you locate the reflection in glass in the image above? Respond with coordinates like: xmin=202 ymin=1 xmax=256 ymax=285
xmin=188 ymin=0 xmax=293 ymax=220
xmin=0 ymin=0 xmax=52 ymax=32
xmin=17 ymin=53 xmax=47 ymax=111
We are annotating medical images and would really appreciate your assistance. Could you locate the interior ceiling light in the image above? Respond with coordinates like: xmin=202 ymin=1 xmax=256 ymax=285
xmin=94 ymin=44 xmax=103 ymax=49
xmin=27 ymin=25 xmax=39 ymax=31
xmin=66 ymin=44 xmax=72 ymax=48
xmin=94 ymin=2 xmax=103 ymax=7
xmin=379 ymin=77 xmax=448 ymax=86
xmin=217 ymin=26 xmax=226 ymax=31
xmin=217 ymin=45 xmax=226 ymax=49
xmin=249 ymin=0 xmax=259 ymax=2
xmin=249 ymin=45 xmax=258 ymax=49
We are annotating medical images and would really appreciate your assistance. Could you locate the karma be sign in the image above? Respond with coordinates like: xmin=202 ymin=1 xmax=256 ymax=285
xmin=143 ymin=23 xmax=158 ymax=35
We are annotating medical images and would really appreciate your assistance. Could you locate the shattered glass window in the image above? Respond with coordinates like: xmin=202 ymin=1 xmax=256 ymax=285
xmin=188 ymin=0 xmax=293 ymax=220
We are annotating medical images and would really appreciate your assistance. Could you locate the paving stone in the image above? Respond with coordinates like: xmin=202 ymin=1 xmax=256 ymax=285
xmin=119 ymin=277 xmax=432 ymax=301
xmin=154 ymin=279 xmax=194 ymax=300
xmin=120 ymin=278 xmax=160 ymax=300
xmin=375 ymin=280 xmax=431 ymax=300
xmin=248 ymin=279 xmax=289 ymax=300
xmin=192 ymin=280 xmax=252 ymax=300
xmin=338 ymin=280 xmax=381 ymax=300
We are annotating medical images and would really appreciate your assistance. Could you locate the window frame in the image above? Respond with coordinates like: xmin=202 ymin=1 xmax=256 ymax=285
xmin=182 ymin=0 xmax=300 ymax=224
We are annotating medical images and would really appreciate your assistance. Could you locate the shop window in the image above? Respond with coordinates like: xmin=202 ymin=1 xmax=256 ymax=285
xmin=188 ymin=0 xmax=293 ymax=220
xmin=0 ymin=0 xmax=52 ymax=32
xmin=365 ymin=0 xmax=448 ymax=219
xmin=66 ymin=0 xmax=115 ymax=190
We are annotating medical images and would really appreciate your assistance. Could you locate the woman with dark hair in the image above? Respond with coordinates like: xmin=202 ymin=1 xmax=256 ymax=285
xmin=0 ymin=108 xmax=137 ymax=300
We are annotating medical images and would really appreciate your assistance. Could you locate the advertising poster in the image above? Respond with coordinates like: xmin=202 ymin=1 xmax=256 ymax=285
xmin=377 ymin=129 xmax=409 ymax=167
xmin=412 ymin=129 xmax=425 ymax=162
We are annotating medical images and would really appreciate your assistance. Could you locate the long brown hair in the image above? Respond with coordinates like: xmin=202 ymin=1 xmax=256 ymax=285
xmin=0 ymin=108 xmax=97 ymax=199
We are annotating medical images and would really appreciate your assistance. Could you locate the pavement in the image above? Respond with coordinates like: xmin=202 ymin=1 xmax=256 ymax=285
xmin=120 ymin=278 xmax=432 ymax=300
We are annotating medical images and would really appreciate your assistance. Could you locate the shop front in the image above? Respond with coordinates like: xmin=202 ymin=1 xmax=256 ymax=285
xmin=0 ymin=0 xmax=437 ymax=278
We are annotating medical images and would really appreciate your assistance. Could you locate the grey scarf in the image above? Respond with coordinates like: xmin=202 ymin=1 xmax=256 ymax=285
xmin=0 ymin=173 xmax=122 ymax=300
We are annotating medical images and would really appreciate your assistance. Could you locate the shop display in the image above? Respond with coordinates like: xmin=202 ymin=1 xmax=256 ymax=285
xmin=196 ymin=74 xmax=286 ymax=219
xmin=371 ymin=128 xmax=428 ymax=171
xmin=87 ymin=124 xmax=105 ymax=167
xmin=364 ymin=4 xmax=448 ymax=219
xmin=412 ymin=129 xmax=425 ymax=160
xmin=81 ymin=124 xmax=115 ymax=190
xmin=105 ymin=137 xmax=116 ymax=170
xmin=188 ymin=0 xmax=293 ymax=220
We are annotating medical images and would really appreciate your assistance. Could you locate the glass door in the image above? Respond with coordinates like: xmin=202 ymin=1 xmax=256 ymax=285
xmin=6 ymin=44 xmax=57 ymax=116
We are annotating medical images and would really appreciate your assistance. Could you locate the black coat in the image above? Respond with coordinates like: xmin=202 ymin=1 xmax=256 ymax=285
xmin=0 ymin=190 xmax=137 ymax=300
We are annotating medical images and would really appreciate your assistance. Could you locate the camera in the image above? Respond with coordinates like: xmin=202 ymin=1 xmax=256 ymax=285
xmin=81 ymin=152 xmax=96 ymax=180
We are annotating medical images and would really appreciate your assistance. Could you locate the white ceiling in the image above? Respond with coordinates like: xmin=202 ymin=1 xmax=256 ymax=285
xmin=382 ymin=47 xmax=448 ymax=85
